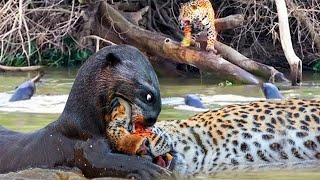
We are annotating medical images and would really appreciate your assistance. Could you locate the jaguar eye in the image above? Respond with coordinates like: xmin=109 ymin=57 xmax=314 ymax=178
xmin=147 ymin=94 xmax=152 ymax=102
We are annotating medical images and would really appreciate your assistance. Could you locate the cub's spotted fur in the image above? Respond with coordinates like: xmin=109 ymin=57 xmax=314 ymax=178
xmin=179 ymin=0 xmax=217 ymax=52
xmin=111 ymin=98 xmax=320 ymax=177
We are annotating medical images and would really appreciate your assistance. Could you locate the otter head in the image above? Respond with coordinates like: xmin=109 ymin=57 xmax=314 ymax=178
xmin=97 ymin=46 xmax=161 ymax=128
xmin=60 ymin=45 xmax=161 ymax=136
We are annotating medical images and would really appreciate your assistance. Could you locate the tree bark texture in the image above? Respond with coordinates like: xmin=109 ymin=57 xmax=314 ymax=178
xmin=214 ymin=14 xmax=245 ymax=32
xmin=275 ymin=0 xmax=302 ymax=86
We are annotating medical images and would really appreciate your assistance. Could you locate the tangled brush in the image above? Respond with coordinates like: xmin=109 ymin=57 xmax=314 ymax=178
xmin=0 ymin=0 xmax=87 ymax=66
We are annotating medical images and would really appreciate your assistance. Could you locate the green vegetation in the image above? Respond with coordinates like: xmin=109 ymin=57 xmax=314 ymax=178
xmin=218 ymin=80 xmax=233 ymax=86
xmin=1 ymin=37 xmax=92 ymax=67
xmin=312 ymin=59 xmax=320 ymax=72
xmin=0 ymin=0 xmax=90 ymax=68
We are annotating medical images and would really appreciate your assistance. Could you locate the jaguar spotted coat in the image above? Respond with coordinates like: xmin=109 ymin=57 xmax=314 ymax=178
xmin=111 ymin=98 xmax=320 ymax=177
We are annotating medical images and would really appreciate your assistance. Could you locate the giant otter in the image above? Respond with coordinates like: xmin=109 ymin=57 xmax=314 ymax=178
xmin=0 ymin=45 xmax=169 ymax=179
xmin=261 ymin=82 xmax=284 ymax=99
xmin=184 ymin=94 xmax=205 ymax=108
xmin=9 ymin=71 xmax=44 ymax=102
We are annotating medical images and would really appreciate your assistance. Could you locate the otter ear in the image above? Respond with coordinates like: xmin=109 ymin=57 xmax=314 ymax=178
xmin=105 ymin=53 xmax=121 ymax=67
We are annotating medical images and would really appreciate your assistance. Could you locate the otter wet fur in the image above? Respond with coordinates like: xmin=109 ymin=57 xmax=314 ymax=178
xmin=9 ymin=71 xmax=44 ymax=102
xmin=112 ymin=98 xmax=320 ymax=177
xmin=0 ymin=45 xmax=170 ymax=179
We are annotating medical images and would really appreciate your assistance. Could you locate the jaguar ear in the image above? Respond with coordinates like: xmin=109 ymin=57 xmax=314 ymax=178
xmin=105 ymin=53 xmax=121 ymax=67
xmin=191 ymin=4 xmax=197 ymax=10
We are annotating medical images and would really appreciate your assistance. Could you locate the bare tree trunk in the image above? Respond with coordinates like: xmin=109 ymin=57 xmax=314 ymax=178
xmin=275 ymin=0 xmax=302 ymax=86
xmin=97 ymin=2 xmax=261 ymax=84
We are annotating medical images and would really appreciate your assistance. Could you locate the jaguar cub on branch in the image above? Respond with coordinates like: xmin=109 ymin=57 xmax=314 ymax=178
xmin=179 ymin=0 xmax=218 ymax=53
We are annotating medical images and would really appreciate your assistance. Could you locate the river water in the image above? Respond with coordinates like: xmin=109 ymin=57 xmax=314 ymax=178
xmin=0 ymin=68 xmax=320 ymax=179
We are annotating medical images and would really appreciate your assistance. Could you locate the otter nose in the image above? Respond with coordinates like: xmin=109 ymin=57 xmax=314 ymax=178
xmin=145 ymin=117 xmax=157 ymax=127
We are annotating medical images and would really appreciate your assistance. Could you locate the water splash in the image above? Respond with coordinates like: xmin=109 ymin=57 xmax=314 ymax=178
xmin=0 ymin=93 xmax=67 ymax=114
xmin=0 ymin=93 xmax=265 ymax=114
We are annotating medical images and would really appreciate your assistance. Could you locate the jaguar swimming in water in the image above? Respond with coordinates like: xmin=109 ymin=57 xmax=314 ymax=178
xmin=109 ymin=98 xmax=320 ymax=177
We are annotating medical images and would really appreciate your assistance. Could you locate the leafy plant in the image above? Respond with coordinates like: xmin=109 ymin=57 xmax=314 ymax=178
xmin=312 ymin=59 xmax=320 ymax=72
xmin=218 ymin=80 xmax=233 ymax=86
xmin=1 ymin=36 xmax=93 ymax=67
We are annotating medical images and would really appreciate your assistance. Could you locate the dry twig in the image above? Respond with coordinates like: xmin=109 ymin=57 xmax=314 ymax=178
xmin=0 ymin=0 xmax=84 ymax=66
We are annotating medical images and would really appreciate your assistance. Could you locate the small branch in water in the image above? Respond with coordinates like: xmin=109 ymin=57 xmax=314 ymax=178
xmin=32 ymin=70 xmax=45 ymax=83
xmin=0 ymin=65 xmax=43 ymax=72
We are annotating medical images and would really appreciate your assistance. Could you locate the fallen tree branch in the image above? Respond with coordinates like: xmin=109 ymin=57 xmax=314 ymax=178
xmin=98 ymin=2 xmax=260 ymax=84
xmin=0 ymin=65 xmax=43 ymax=72
xmin=215 ymin=41 xmax=289 ymax=82
xmin=215 ymin=14 xmax=245 ymax=32
xmin=275 ymin=0 xmax=302 ymax=86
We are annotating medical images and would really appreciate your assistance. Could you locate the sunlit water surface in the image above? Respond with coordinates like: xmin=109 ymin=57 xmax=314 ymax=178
xmin=1 ymin=68 xmax=320 ymax=179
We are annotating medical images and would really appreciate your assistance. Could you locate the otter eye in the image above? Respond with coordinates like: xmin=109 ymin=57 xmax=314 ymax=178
xmin=147 ymin=94 xmax=152 ymax=102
